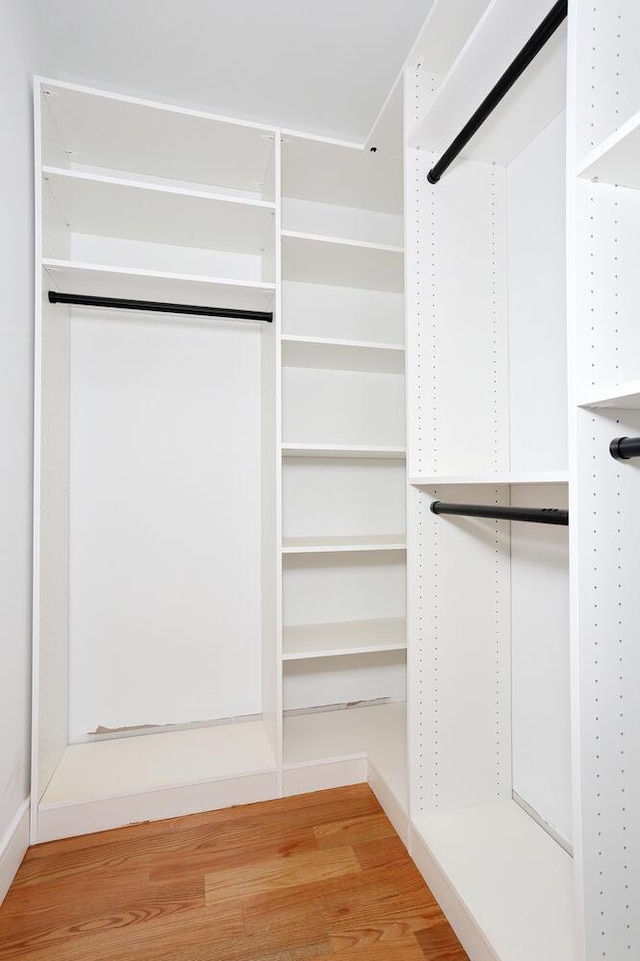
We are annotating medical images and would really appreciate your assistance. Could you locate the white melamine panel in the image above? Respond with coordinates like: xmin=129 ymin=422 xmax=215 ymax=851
xmin=284 ymin=702 xmax=407 ymax=806
xmin=40 ymin=80 xmax=276 ymax=196
xmin=282 ymin=535 xmax=405 ymax=554
xmin=283 ymin=553 xmax=405 ymax=626
xmin=574 ymin=406 xmax=640 ymax=960
xmin=580 ymin=381 xmax=640 ymax=411
xmin=281 ymin=136 xmax=403 ymax=214
xmin=282 ymin=368 xmax=405 ymax=448
xmin=282 ymin=198 xmax=403 ymax=248
xmin=44 ymin=261 xmax=275 ymax=314
xmin=412 ymin=800 xmax=576 ymax=961
xmin=41 ymin=721 xmax=276 ymax=805
xmin=281 ymin=233 xmax=403 ymax=293
xmin=577 ymin=110 xmax=640 ymax=190
xmin=407 ymin=152 xmax=509 ymax=478
xmin=510 ymin=484 xmax=571 ymax=846
xmin=507 ymin=112 xmax=567 ymax=474
xmin=283 ymin=652 xmax=406 ymax=712
xmin=283 ymin=444 xmax=405 ymax=459
xmin=282 ymin=337 xmax=403 ymax=374
xmin=67 ymin=312 xmax=262 ymax=737
xmin=408 ymin=486 xmax=511 ymax=814
xmin=35 ymin=302 xmax=70 ymax=801
xmin=410 ymin=0 xmax=567 ymax=166
xmin=283 ymin=618 xmax=406 ymax=660
xmin=411 ymin=0 xmax=491 ymax=75
xmin=574 ymin=180 xmax=640 ymax=395
xmin=43 ymin=169 xmax=274 ymax=254
xmin=282 ymin=280 xmax=404 ymax=343
xmin=282 ymin=458 xmax=405 ymax=540
xmin=574 ymin=2 xmax=640 ymax=164
xmin=68 ymin=235 xmax=265 ymax=284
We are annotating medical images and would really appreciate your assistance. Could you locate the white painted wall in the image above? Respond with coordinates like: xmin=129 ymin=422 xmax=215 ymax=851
xmin=0 ymin=0 xmax=46 ymax=896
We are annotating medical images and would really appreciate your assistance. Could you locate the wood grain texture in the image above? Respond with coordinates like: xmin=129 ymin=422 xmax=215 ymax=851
xmin=0 ymin=785 xmax=468 ymax=961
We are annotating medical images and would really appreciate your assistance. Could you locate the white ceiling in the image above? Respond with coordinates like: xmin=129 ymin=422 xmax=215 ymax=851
xmin=34 ymin=0 xmax=435 ymax=143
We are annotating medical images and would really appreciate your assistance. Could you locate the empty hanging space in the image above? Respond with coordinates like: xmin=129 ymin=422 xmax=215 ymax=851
xmin=405 ymin=2 xmax=573 ymax=958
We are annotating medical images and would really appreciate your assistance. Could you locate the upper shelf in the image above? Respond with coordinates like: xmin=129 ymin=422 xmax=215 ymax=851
xmin=282 ymin=444 xmax=406 ymax=460
xmin=43 ymin=168 xmax=274 ymax=254
xmin=39 ymin=79 xmax=275 ymax=199
xmin=576 ymin=110 xmax=640 ymax=190
xmin=409 ymin=0 xmax=567 ymax=167
xmin=578 ymin=380 xmax=640 ymax=411
xmin=282 ymin=231 xmax=403 ymax=293
xmin=43 ymin=261 xmax=276 ymax=314
xmin=410 ymin=471 xmax=569 ymax=486
xmin=282 ymin=134 xmax=403 ymax=215
xmin=282 ymin=336 xmax=404 ymax=374
xmin=282 ymin=534 xmax=406 ymax=555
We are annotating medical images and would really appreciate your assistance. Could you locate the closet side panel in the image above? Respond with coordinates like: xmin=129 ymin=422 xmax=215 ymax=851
xmin=67 ymin=313 xmax=263 ymax=737
xmin=34 ymin=302 xmax=70 ymax=798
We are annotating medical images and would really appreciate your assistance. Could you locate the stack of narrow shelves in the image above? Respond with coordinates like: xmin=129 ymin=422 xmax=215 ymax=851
xmin=279 ymin=134 xmax=407 ymax=811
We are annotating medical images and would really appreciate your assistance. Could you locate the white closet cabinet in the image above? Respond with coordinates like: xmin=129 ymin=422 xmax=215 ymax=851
xmin=33 ymin=79 xmax=281 ymax=842
xmin=32 ymin=80 xmax=409 ymax=844
xmin=405 ymin=1 xmax=573 ymax=959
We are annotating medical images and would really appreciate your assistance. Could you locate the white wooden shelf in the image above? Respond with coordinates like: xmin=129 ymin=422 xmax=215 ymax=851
xmin=282 ymin=534 xmax=406 ymax=555
xmin=410 ymin=471 xmax=569 ymax=486
xmin=282 ymin=335 xmax=404 ymax=373
xmin=43 ymin=260 xmax=276 ymax=313
xmin=282 ymin=444 xmax=406 ymax=460
xmin=576 ymin=109 xmax=640 ymax=190
xmin=408 ymin=0 xmax=567 ymax=166
xmin=578 ymin=380 xmax=640 ymax=411
xmin=284 ymin=702 xmax=406 ymax=805
xmin=40 ymin=79 xmax=276 ymax=196
xmin=40 ymin=721 xmax=277 ymax=807
xmin=412 ymin=800 xmax=576 ymax=961
xmin=281 ymin=231 xmax=404 ymax=292
xmin=282 ymin=618 xmax=406 ymax=661
xmin=43 ymin=167 xmax=274 ymax=253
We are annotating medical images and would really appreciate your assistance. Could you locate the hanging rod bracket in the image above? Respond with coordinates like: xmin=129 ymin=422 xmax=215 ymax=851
xmin=426 ymin=0 xmax=568 ymax=185
xmin=48 ymin=291 xmax=273 ymax=323
xmin=430 ymin=500 xmax=568 ymax=526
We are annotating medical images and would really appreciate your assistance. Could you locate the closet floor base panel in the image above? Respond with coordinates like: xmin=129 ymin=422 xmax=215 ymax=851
xmin=411 ymin=800 xmax=576 ymax=961
xmin=283 ymin=702 xmax=408 ymax=843
xmin=36 ymin=721 xmax=278 ymax=843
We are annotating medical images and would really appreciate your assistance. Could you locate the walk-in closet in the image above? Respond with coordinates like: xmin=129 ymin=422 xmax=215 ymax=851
xmin=1 ymin=0 xmax=638 ymax=959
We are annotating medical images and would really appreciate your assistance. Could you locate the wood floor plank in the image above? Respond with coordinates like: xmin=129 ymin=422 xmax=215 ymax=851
xmin=0 ymin=786 xmax=468 ymax=961
xmin=205 ymin=845 xmax=361 ymax=904
xmin=415 ymin=920 xmax=471 ymax=960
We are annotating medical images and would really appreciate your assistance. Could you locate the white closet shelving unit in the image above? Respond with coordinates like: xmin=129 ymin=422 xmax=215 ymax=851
xmin=32 ymin=77 xmax=410 ymax=845
xmin=278 ymin=132 xmax=408 ymax=839
xmin=405 ymin=1 xmax=573 ymax=959
xmin=32 ymin=79 xmax=281 ymax=842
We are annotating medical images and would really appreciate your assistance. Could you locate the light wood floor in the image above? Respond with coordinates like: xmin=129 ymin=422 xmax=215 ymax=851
xmin=0 ymin=784 xmax=468 ymax=961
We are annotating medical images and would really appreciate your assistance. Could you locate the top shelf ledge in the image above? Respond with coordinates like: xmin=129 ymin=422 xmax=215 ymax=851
xmin=575 ymin=109 xmax=640 ymax=191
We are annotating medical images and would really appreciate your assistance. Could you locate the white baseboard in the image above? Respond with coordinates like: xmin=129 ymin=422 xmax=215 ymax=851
xmin=0 ymin=800 xmax=30 ymax=906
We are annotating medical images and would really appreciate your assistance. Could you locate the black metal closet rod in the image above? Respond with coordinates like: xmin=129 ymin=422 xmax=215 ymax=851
xmin=427 ymin=0 xmax=568 ymax=185
xmin=610 ymin=436 xmax=640 ymax=461
xmin=48 ymin=291 xmax=273 ymax=323
xmin=430 ymin=501 xmax=568 ymax=526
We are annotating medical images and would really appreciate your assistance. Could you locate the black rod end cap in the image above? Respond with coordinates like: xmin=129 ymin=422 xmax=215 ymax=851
xmin=610 ymin=437 xmax=630 ymax=461
xmin=427 ymin=170 xmax=439 ymax=185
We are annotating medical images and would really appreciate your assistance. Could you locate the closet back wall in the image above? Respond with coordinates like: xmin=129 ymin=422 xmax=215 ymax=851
xmin=68 ymin=310 xmax=262 ymax=738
